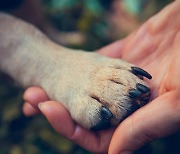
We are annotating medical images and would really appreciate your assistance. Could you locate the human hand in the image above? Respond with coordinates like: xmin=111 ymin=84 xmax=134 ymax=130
xmin=106 ymin=1 xmax=180 ymax=153
xmin=23 ymin=1 xmax=180 ymax=153
xmin=23 ymin=87 xmax=116 ymax=153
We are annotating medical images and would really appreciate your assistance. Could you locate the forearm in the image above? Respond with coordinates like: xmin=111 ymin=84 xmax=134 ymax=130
xmin=0 ymin=13 xmax=74 ymax=86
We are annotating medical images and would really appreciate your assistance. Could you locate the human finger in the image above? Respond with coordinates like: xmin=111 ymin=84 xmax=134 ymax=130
xmin=109 ymin=91 xmax=180 ymax=154
xmin=38 ymin=101 xmax=114 ymax=153
xmin=23 ymin=101 xmax=39 ymax=116
xmin=96 ymin=39 xmax=125 ymax=58
xmin=23 ymin=86 xmax=49 ymax=109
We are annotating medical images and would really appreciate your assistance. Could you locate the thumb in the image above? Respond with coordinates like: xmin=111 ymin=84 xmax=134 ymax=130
xmin=108 ymin=91 xmax=180 ymax=154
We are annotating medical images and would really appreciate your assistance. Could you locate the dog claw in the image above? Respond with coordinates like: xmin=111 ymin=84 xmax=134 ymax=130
xmin=131 ymin=67 xmax=152 ymax=79
xmin=136 ymin=83 xmax=150 ymax=93
xmin=129 ymin=89 xmax=142 ymax=98
xmin=91 ymin=106 xmax=112 ymax=131
xmin=101 ymin=106 xmax=113 ymax=120
xmin=128 ymin=83 xmax=151 ymax=108
xmin=139 ymin=96 xmax=150 ymax=102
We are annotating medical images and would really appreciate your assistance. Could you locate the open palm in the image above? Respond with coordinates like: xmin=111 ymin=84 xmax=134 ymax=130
xmin=108 ymin=1 xmax=180 ymax=153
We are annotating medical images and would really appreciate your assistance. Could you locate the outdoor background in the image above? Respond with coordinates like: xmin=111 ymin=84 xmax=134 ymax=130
xmin=0 ymin=0 xmax=179 ymax=154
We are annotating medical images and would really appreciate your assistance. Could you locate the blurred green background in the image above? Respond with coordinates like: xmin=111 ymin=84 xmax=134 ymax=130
xmin=1 ymin=0 xmax=180 ymax=154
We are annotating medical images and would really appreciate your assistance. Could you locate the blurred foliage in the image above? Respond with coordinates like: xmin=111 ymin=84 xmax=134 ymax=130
xmin=1 ymin=0 xmax=180 ymax=154
xmin=41 ymin=0 xmax=113 ymax=50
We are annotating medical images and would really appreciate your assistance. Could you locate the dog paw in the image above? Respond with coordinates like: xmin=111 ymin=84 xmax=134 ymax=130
xmin=50 ymin=53 xmax=152 ymax=131
xmin=43 ymin=52 xmax=152 ymax=130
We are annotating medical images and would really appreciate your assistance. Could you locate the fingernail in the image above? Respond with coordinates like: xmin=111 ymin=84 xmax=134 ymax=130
xmin=38 ymin=102 xmax=45 ymax=111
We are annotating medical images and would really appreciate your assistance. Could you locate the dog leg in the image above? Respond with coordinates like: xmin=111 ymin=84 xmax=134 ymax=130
xmin=0 ymin=13 xmax=152 ymax=130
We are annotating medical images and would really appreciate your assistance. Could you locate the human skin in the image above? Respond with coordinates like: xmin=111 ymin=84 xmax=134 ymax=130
xmin=23 ymin=1 xmax=180 ymax=153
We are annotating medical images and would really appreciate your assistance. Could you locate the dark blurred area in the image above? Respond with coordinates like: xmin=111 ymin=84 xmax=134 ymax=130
xmin=1 ymin=0 xmax=180 ymax=154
